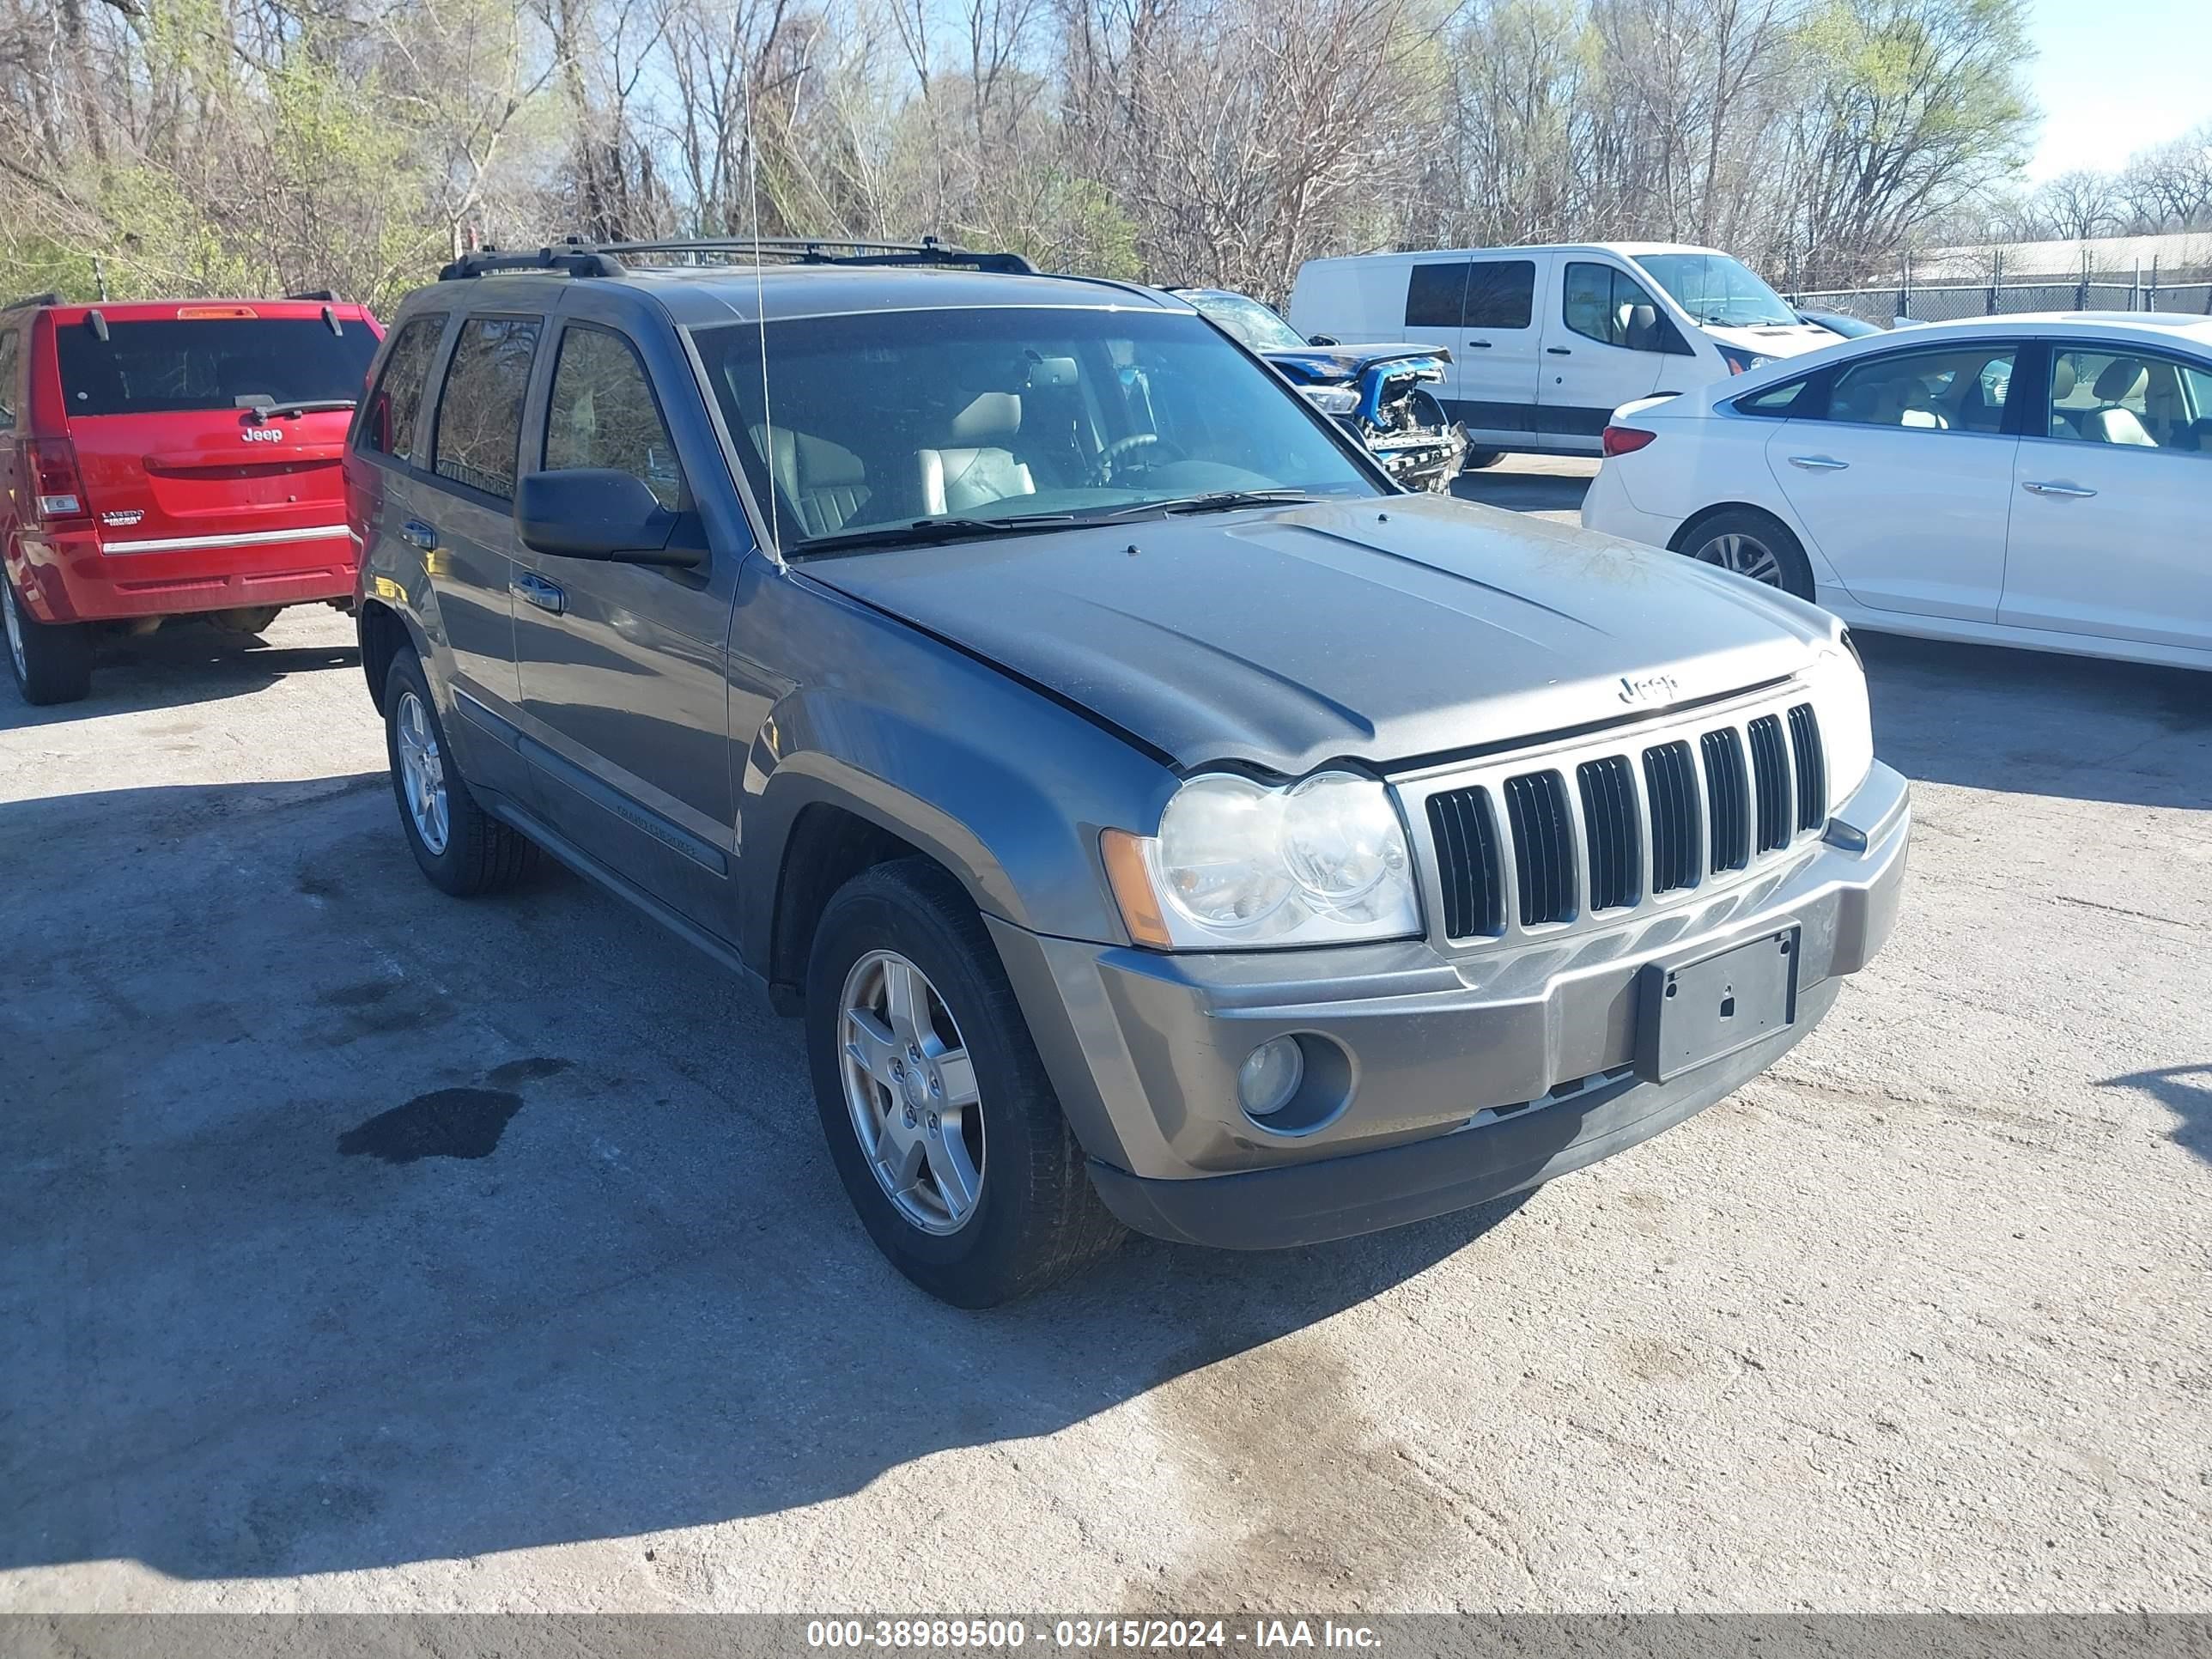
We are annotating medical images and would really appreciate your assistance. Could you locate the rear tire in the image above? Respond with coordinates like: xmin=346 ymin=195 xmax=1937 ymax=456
xmin=3 ymin=573 xmax=93 ymax=705
xmin=382 ymin=647 xmax=540 ymax=896
xmin=1676 ymin=507 xmax=1815 ymax=600
xmin=805 ymin=859 xmax=1124 ymax=1307
xmin=1460 ymin=447 xmax=1506 ymax=471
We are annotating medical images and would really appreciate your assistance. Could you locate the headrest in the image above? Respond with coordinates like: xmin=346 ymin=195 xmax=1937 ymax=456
xmin=2051 ymin=356 xmax=2075 ymax=398
xmin=2093 ymin=358 xmax=2146 ymax=404
xmin=948 ymin=391 xmax=1021 ymax=445
xmin=750 ymin=425 xmax=867 ymax=487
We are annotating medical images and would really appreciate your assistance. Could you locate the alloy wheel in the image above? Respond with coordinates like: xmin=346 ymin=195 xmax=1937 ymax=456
xmin=1693 ymin=532 xmax=1784 ymax=587
xmin=837 ymin=949 xmax=985 ymax=1236
xmin=394 ymin=689 xmax=450 ymax=855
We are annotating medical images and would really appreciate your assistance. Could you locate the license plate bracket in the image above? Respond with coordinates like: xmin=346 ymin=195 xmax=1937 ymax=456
xmin=1636 ymin=927 xmax=1800 ymax=1084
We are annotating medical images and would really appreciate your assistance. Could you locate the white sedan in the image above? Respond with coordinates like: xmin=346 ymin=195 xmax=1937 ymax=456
xmin=1579 ymin=313 xmax=2212 ymax=670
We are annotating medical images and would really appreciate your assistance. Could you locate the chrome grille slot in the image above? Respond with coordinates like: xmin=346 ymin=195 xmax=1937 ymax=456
xmin=1701 ymin=727 xmax=1750 ymax=873
xmin=1504 ymin=770 xmax=1576 ymax=927
xmin=1788 ymin=702 xmax=1826 ymax=832
xmin=1643 ymin=740 xmax=1701 ymax=894
xmin=1747 ymin=713 xmax=1792 ymax=854
xmin=1425 ymin=785 xmax=1505 ymax=939
xmin=1576 ymin=756 xmax=1640 ymax=912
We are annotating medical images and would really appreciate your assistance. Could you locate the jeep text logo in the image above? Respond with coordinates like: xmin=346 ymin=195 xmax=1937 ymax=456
xmin=242 ymin=427 xmax=284 ymax=443
xmin=1618 ymin=672 xmax=1680 ymax=706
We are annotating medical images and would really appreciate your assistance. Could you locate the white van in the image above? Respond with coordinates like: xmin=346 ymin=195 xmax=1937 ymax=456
xmin=1287 ymin=243 xmax=1845 ymax=460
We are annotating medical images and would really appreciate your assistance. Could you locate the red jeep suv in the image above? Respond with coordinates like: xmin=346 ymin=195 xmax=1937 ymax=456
xmin=0 ymin=294 xmax=382 ymax=704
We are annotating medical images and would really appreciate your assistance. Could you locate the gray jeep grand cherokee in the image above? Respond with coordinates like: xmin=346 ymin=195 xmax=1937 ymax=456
xmin=349 ymin=239 xmax=1909 ymax=1306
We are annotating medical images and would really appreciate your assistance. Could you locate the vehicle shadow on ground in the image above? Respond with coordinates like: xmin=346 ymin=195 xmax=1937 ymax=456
xmin=0 ymin=622 xmax=358 ymax=730
xmin=2100 ymin=1066 xmax=2212 ymax=1165
xmin=1449 ymin=459 xmax=1593 ymax=520
xmin=1856 ymin=632 xmax=2211 ymax=810
xmin=0 ymin=777 xmax=1546 ymax=1588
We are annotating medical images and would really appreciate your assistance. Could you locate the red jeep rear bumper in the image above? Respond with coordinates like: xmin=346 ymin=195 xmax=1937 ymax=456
xmin=6 ymin=525 xmax=357 ymax=623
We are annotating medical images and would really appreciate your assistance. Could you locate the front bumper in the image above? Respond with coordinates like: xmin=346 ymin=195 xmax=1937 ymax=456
xmin=990 ymin=762 xmax=1909 ymax=1249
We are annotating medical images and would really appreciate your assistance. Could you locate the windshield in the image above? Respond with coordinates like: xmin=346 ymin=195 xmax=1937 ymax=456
xmin=1182 ymin=290 xmax=1308 ymax=353
xmin=55 ymin=318 xmax=377 ymax=416
xmin=696 ymin=307 xmax=1380 ymax=552
xmin=1632 ymin=253 xmax=1798 ymax=330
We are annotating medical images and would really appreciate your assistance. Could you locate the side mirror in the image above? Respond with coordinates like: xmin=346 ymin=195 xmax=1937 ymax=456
xmin=1307 ymin=334 xmax=1340 ymax=347
xmin=515 ymin=468 xmax=703 ymax=567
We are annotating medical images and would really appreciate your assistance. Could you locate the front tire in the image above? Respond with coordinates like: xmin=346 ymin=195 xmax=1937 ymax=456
xmin=1460 ymin=447 xmax=1506 ymax=471
xmin=1678 ymin=507 xmax=1816 ymax=600
xmin=3 ymin=573 xmax=92 ymax=705
xmin=382 ymin=648 xmax=539 ymax=896
xmin=805 ymin=859 xmax=1123 ymax=1307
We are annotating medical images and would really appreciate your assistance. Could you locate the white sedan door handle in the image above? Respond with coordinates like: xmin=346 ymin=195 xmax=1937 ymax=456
xmin=1787 ymin=454 xmax=1849 ymax=471
xmin=2021 ymin=480 xmax=2098 ymax=499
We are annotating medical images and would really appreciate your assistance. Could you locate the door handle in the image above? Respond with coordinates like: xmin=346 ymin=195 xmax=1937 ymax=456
xmin=399 ymin=519 xmax=439 ymax=550
xmin=2021 ymin=480 xmax=2097 ymax=499
xmin=511 ymin=573 xmax=566 ymax=616
xmin=1546 ymin=346 xmax=1572 ymax=356
xmin=1788 ymin=455 xmax=1850 ymax=471
xmin=1462 ymin=338 xmax=1493 ymax=349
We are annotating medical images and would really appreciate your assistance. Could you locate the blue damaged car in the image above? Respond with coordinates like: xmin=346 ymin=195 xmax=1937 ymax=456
xmin=1171 ymin=285 xmax=1469 ymax=490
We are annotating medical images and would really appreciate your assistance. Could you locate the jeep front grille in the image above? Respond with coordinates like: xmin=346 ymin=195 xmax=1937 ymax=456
xmin=1411 ymin=695 xmax=1829 ymax=944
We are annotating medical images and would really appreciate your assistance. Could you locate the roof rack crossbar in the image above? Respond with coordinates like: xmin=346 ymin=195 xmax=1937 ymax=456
xmin=437 ymin=246 xmax=629 ymax=282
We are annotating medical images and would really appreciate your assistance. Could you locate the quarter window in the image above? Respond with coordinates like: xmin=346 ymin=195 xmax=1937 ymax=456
xmin=1735 ymin=377 xmax=1809 ymax=418
xmin=1404 ymin=262 xmax=1468 ymax=330
xmin=1826 ymin=344 xmax=2016 ymax=434
xmin=357 ymin=314 xmax=444 ymax=464
xmin=1562 ymin=263 xmax=1677 ymax=353
xmin=2045 ymin=348 xmax=2212 ymax=454
xmin=544 ymin=328 xmax=686 ymax=509
xmin=1463 ymin=260 xmax=1535 ymax=331
xmin=432 ymin=315 xmax=541 ymax=500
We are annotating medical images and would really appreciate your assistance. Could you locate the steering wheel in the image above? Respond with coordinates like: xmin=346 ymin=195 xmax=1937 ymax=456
xmin=1094 ymin=431 xmax=1180 ymax=483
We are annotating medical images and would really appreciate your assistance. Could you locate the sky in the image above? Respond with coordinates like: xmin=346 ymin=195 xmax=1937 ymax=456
xmin=2023 ymin=2 xmax=2211 ymax=181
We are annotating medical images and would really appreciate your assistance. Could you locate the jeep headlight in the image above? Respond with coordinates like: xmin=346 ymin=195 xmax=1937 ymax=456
xmin=1101 ymin=770 xmax=1421 ymax=950
xmin=1298 ymin=384 xmax=1360 ymax=416
xmin=1802 ymin=644 xmax=1874 ymax=813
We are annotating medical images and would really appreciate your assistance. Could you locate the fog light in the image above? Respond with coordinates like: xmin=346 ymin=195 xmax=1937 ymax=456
xmin=1238 ymin=1037 xmax=1304 ymax=1118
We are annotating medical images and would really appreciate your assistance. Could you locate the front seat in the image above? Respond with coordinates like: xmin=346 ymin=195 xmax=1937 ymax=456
xmin=916 ymin=392 xmax=1035 ymax=515
xmin=2085 ymin=359 xmax=2155 ymax=447
xmin=2047 ymin=356 xmax=2080 ymax=438
xmin=750 ymin=425 xmax=872 ymax=537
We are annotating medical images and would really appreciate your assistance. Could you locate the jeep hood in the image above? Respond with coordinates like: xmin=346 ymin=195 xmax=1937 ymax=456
xmin=801 ymin=495 xmax=1833 ymax=776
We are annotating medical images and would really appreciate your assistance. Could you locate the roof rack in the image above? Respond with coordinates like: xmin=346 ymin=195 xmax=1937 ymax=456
xmin=600 ymin=236 xmax=1038 ymax=276
xmin=435 ymin=235 xmax=1037 ymax=282
xmin=3 ymin=291 xmax=61 ymax=311
xmin=286 ymin=288 xmax=340 ymax=301
xmin=437 ymin=244 xmax=629 ymax=282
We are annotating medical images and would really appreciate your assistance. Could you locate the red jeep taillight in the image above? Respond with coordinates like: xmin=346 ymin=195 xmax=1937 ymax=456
xmin=21 ymin=437 xmax=91 ymax=526
xmin=1601 ymin=425 xmax=1656 ymax=458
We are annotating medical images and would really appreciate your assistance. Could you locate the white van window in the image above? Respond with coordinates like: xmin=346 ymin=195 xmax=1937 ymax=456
xmin=1634 ymin=252 xmax=1797 ymax=329
xmin=1465 ymin=261 xmax=1534 ymax=331
xmin=1564 ymin=264 xmax=1681 ymax=354
xmin=1404 ymin=263 xmax=1468 ymax=329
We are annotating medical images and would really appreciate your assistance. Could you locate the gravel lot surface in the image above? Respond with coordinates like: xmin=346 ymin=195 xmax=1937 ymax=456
xmin=4 ymin=465 xmax=2209 ymax=1612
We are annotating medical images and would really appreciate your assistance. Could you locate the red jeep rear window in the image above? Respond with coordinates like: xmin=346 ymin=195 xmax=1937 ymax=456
xmin=54 ymin=318 xmax=378 ymax=416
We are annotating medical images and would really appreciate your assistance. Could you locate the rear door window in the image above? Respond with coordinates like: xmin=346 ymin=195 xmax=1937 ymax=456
xmin=357 ymin=314 xmax=445 ymax=465
xmin=431 ymin=316 xmax=542 ymax=501
xmin=54 ymin=316 xmax=377 ymax=416
xmin=1463 ymin=260 xmax=1535 ymax=330
xmin=544 ymin=326 xmax=686 ymax=509
xmin=1404 ymin=262 xmax=1469 ymax=329
xmin=1823 ymin=343 xmax=2017 ymax=433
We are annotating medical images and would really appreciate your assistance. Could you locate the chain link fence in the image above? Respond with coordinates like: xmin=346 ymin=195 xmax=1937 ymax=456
xmin=1790 ymin=261 xmax=2212 ymax=328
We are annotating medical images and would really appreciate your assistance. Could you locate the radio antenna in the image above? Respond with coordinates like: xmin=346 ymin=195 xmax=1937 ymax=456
xmin=743 ymin=76 xmax=782 ymax=559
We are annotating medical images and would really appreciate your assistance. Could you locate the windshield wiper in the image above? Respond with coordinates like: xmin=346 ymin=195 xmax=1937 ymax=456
xmin=786 ymin=513 xmax=1079 ymax=557
xmin=245 ymin=398 xmax=358 ymax=422
xmin=1090 ymin=489 xmax=1320 ymax=521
